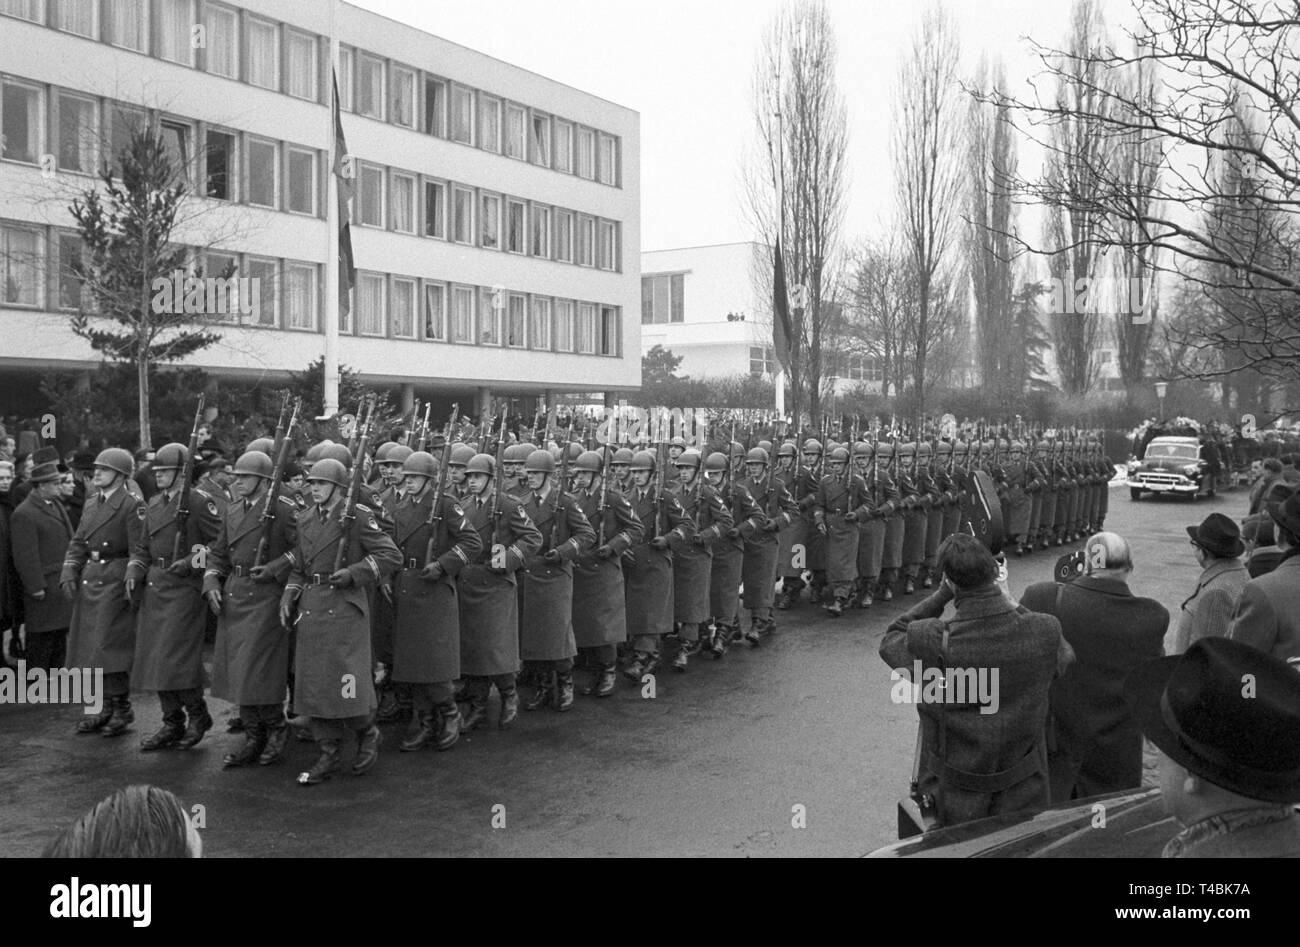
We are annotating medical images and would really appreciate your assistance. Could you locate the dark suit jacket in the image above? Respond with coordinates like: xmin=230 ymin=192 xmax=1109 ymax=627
xmin=9 ymin=492 xmax=75 ymax=632
xmin=880 ymin=585 xmax=1062 ymax=828
xmin=1020 ymin=576 xmax=1167 ymax=802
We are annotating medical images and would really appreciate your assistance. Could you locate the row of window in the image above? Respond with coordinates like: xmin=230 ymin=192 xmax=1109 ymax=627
xmin=0 ymin=0 xmax=623 ymax=187
xmin=641 ymin=273 xmax=685 ymax=324
xmin=0 ymin=82 xmax=623 ymax=270
xmin=0 ymin=221 xmax=623 ymax=356
xmin=746 ymin=346 xmax=883 ymax=382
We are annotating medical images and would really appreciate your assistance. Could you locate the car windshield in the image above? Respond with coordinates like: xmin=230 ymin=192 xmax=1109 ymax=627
xmin=1145 ymin=444 xmax=1199 ymax=461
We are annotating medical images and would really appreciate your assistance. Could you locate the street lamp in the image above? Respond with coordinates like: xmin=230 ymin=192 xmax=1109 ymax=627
xmin=1155 ymin=380 xmax=1168 ymax=419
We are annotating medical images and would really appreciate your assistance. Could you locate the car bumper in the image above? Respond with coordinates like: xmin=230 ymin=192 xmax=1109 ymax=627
xmin=1132 ymin=479 xmax=1198 ymax=493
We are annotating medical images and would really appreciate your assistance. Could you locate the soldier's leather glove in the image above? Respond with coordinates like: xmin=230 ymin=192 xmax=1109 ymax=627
xmin=278 ymin=588 xmax=298 ymax=627
xmin=167 ymin=558 xmax=191 ymax=577
xmin=249 ymin=564 xmax=276 ymax=583
xmin=206 ymin=589 xmax=222 ymax=616
xmin=843 ymin=510 xmax=858 ymax=522
xmin=727 ymin=527 xmax=741 ymax=538
xmin=597 ymin=544 xmax=615 ymax=559
xmin=380 ymin=582 xmax=395 ymax=602
xmin=328 ymin=568 xmax=354 ymax=588
xmin=420 ymin=563 xmax=443 ymax=582
xmin=692 ymin=532 xmax=708 ymax=546
xmin=816 ymin=521 xmax=828 ymax=535
xmin=764 ymin=517 xmax=781 ymax=532
xmin=650 ymin=536 xmax=669 ymax=550
xmin=543 ymin=549 xmax=562 ymax=564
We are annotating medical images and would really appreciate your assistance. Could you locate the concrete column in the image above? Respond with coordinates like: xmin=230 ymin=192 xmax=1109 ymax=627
xmin=476 ymin=386 xmax=492 ymax=422
xmin=399 ymin=383 xmax=415 ymax=415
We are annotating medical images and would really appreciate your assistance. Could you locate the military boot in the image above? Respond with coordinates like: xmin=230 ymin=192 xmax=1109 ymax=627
xmin=710 ymin=624 xmax=730 ymax=657
xmin=856 ymin=583 xmax=874 ymax=608
xmin=352 ymin=724 xmax=382 ymax=775
xmin=580 ymin=665 xmax=604 ymax=696
xmin=177 ymin=707 xmax=213 ymax=750
xmin=223 ymin=723 xmax=268 ymax=768
xmin=826 ymin=594 xmax=847 ymax=617
xmin=460 ymin=680 xmax=490 ymax=731
xmin=774 ymin=586 xmax=797 ymax=610
xmin=258 ymin=721 xmax=289 ymax=765
xmin=140 ymin=710 xmax=186 ymax=752
xmin=434 ymin=700 xmax=461 ymax=750
xmin=921 ymin=570 xmax=933 ymax=589
xmin=623 ymin=651 xmax=652 ymax=682
xmin=498 ymin=685 xmax=519 ymax=729
xmin=554 ymin=670 xmax=575 ymax=712
xmin=101 ymin=696 xmax=135 ymax=738
xmin=401 ymin=712 xmax=435 ymax=751
xmin=77 ymin=703 xmax=113 ymax=734
xmin=903 ymin=576 xmax=916 ymax=595
xmin=593 ymin=664 xmax=617 ymax=697
xmin=297 ymin=739 xmax=342 ymax=786
xmin=879 ymin=579 xmax=894 ymax=601
xmin=375 ymin=684 xmax=399 ymax=723
xmin=524 ymin=672 xmax=554 ymax=711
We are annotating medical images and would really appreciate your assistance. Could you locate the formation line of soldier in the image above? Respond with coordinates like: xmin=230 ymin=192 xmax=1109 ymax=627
xmin=53 ymin=407 xmax=1114 ymax=786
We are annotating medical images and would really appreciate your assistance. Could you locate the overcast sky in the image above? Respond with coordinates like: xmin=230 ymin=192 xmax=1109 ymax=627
xmin=353 ymin=0 xmax=1099 ymax=252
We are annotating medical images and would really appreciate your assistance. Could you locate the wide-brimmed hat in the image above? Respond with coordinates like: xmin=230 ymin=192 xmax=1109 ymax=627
xmin=1125 ymin=638 xmax=1300 ymax=804
xmin=1185 ymin=512 xmax=1244 ymax=558
xmin=1267 ymin=489 xmax=1300 ymax=538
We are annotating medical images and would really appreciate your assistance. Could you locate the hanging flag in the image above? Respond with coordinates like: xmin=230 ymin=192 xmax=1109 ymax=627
xmin=772 ymin=239 xmax=794 ymax=372
xmin=332 ymin=69 xmax=356 ymax=325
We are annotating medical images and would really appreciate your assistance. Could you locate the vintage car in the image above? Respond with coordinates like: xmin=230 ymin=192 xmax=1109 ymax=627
xmin=1128 ymin=436 xmax=1208 ymax=500
xmin=868 ymin=787 xmax=1175 ymax=857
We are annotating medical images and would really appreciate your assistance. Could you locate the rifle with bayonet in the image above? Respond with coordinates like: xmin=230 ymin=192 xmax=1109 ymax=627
xmin=415 ymin=401 xmax=433 ymax=452
xmin=346 ymin=398 xmax=365 ymax=456
xmin=423 ymin=403 xmax=460 ymax=568
xmin=254 ymin=397 xmax=300 ymax=569
xmin=172 ymin=393 xmax=206 ymax=562
xmin=488 ymin=406 xmax=508 ymax=532
xmin=334 ymin=395 xmax=376 ymax=572
xmin=271 ymin=391 xmax=290 ymax=460
xmin=597 ymin=420 xmax=614 ymax=547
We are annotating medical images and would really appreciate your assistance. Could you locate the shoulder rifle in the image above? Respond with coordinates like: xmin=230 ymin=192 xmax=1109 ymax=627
xmin=334 ymin=395 xmax=375 ymax=572
xmin=172 ymin=392 xmax=206 ymax=562
xmin=424 ymin=403 xmax=460 ymax=567
xmin=254 ymin=397 xmax=300 ymax=569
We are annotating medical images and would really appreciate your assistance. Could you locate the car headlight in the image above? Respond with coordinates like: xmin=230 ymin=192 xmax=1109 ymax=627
xmin=1183 ymin=465 xmax=1199 ymax=476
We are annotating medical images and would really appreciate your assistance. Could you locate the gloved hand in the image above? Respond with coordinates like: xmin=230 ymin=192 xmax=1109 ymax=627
xmin=764 ymin=517 xmax=781 ymax=532
xmin=380 ymin=582 xmax=395 ymax=602
xmin=249 ymin=564 xmax=276 ymax=583
xmin=167 ymin=558 xmax=191 ymax=577
xmin=816 ymin=521 xmax=828 ymax=535
xmin=727 ymin=527 xmax=741 ymax=539
xmin=692 ymin=532 xmax=708 ymax=546
xmin=124 ymin=576 xmax=139 ymax=603
xmin=420 ymin=562 xmax=443 ymax=582
xmin=206 ymin=588 xmax=222 ymax=616
xmin=278 ymin=589 xmax=298 ymax=627
xmin=328 ymin=568 xmax=354 ymax=588
xmin=596 ymin=544 xmax=615 ymax=559
xmin=650 ymin=536 xmax=669 ymax=550
xmin=844 ymin=510 xmax=858 ymax=522
xmin=543 ymin=549 xmax=562 ymax=564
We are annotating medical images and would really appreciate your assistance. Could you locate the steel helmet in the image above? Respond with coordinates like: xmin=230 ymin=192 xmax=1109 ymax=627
xmin=984 ymin=438 xmax=999 ymax=454
xmin=827 ymin=446 xmax=850 ymax=464
xmin=466 ymin=453 xmax=496 ymax=476
xmin=875 ymin=442 xmax=895 ymax=460
xmin=449 ymin=444 xmax=475 ymax=466
xmin=401 ymin=451 xmax=438 ymax=479
xmin=152 ymin=442 xmax=189 ymax=471
xmin=826 ymin=440 xmax=842 ymax=454
xmin=852 ymin=441 xmax=872 ymax=458
xmin=675 ymin=449 xmax=702 ymax=469
xmin=573 ymin=450 xmax=603 ymax=474
xmin=917 ymin=442 xmax=933 ymax=459
xmin=729 ymin=440 xmax=745 ymax=459
xmin=246 ymin=437 xmax=275 ymax=456
xmin=374 ymin=442 xmax=397 ymax=464
xmin=232 ymin=450 xmax=274 ymax=479
xmin=1011 ymin=440 xmax=1026 ymax=454
xmin=517 ymin=441 xmax=537 ymax=456
xmin=936 ymin=440 xmax=953 ymax=458
xmin=566 ymin=442 xmax=584 ymax=463
xmin=802 ymin=439 xmax=823 ymax=455
xmin=525 ymin=449 xmax=555 ymax=474
xmin=704 ymin=452 xmax=728 ymax=472
xmin=303 ymin=441 xmax=328 ymax=464
xmin=953 ymin=440 xmax=969 ymax=460
xmin=629 ymin=450 xmax=656 ymax=472
xmin=998 ymin=437 xmax=1011 ymax=452
xmin=317 ymin=442 xmax=353 ymax=467
xmin=385 ymin=444 xmax=413 ymax=466
xmin=93 ymin=448 xmax=134 ymax=477
xmin=746 ymin=447 xmax=770 ymax=466
xmin=670 ymin=436 xmax=687 ymax=450
xmin=612 ymin=447 xmax=634 ymax=465
xmin=777 ymin=441 xmax=797 ymax=459
xmin=306 ymin=458 xmax=348 ymax=489
xmin=502 ymin=443 xmax=526 ymax=464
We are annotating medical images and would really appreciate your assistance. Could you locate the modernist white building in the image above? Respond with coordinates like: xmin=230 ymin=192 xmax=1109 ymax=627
xmin=0 ymin=0 xmax=640 ymax=417
xmin=640 ymin=241 xmax=880 ymax=396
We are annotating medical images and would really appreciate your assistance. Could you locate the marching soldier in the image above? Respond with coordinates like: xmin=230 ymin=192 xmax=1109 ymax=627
xmin=813 ymin=446 xmax=871 ymax=617
xmin=854 ymin=441 xmax=895 ymax=608
xmin=774 ymin=441 xmax=807 ymax=610
xmin=518 ymin=449 xmax=595 ymax=711
xmin=897 ymin=441 xmax=927 ymax=595
xmin=500 ymin=443 xmax=530 ymax=500
xmin=204 ymin=451 xmax=299 ymax=767
xmin=132 ymin=443 xmax=222 ymax=752
xmin=1035 ymin=439 xmax=1058 ymax=550
xmin=279 ymin=458 xmax=401 ymax=786
xmin=447 ymin=443 xmax=475 ymax=499
xmin=373 ymin=442 xmax=412 ymax=509
xmin=458 ymin=453 xmax=541 ymax=729
xmin=571 ymin=450 xmax=643 ymax=694
xmin=704 ymin=451 xmax=762 ymax=655
xmin=799 ymin=439 xmax=828 ymax=604
xmin=388 ymin=450 xmax=481 ymax=752
xmin=60 ymin=448 xmax=147 ymax=736
xmin=667 ymin=449 xmax=732 ymax=670
xmin=371 ymin=441 xmax=411 ymax=723
xmin=934 ymin=440 xmax=961 ymax=546
xmin=609 ymin=446 xmax=635 ymax=495
xmin=663 ymin=436 xmax=687 ymax=486
xmin=1052 ymin=441 xmax=1072 ymax=546
xmin=1001 ymin=439 xmax=1032 ymax=556
xmin=917 ymin=442 xmax=944 ymax=589
xmin=622 ymin=450 xmax=689 ymax=681
xmin=738 ymin=447 xmax=797 ymax=643
xmin=877 ymin=440 xmax=905 ymax=601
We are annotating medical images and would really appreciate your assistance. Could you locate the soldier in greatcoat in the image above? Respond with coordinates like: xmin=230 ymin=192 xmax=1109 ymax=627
xmin=131 ymin=443 xmax=222 ymax=752
xmin=877 ymin=441 xmax=906 ymax=602
xmin=518 ymin=449 xmax=595 ymax=712
xmin=934 ymin=440 xmax=962 ymax=547
xmin=773 ymin=441 xmax=806 ymax=610
xmin=917 ymin=442 xmax=945 ymax=589
xmin=667 ymin=449 xmax=732 ymax=671
xmin=278 ymin=458 xmax=401 ymax=785
xmin=371 ymin=441 xmax=412 ymax=723
xmin=571 ymin=450 xmax=643 ymax=694
xmin=9 ymin=457 xmax=74 ymax=670
xmin=388 ymin=450 xmax=480 ymax=752
xmin=739 ymin=447 xmax=797 ymax=642
xmin=458 ymin=453 xmax=541 ymax=730
xmin=1035 ymin=440 xmax=1058 ymax=549
xmin=897 ymin=442 xmax=928 ymax=595
xmin=703 ymin=451 xmax=761 ymax=655
xmin=813 ymin=445 xmax=871 ymax=616
xmin=853 ymin=441 xmax=891 ymax=609
xmin=204 ymin=450 xmax=299 ymax=766
xmin=621 ymin=451 xmax=689 ymax=681
xmin=59 ymin=448 xmax=147 ymax=737
xmin=1000 ymin=440 xmax=1033 ymax=556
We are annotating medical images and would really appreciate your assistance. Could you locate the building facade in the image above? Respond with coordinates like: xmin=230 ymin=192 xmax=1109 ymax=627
xmin=0 ymin=0 xmax=640 ymax=419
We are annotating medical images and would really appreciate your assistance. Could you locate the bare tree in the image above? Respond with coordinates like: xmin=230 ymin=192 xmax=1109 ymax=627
xmin=891 ymin=0 xmax=964 ymax=425
xmin=743 ymin=0 xmax=849 ymax=431
xmin=844 ymin=235 xmax=907 ymax=398
xmin=976 ymin=0 xmax=1299 ymax=409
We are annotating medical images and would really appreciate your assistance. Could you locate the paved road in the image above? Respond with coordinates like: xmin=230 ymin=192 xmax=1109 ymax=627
xmin=0 ymin=485 xmax=1242 ymax=857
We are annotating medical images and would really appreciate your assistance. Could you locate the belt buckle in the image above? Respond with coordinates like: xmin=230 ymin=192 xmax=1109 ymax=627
xmin=311 ymin=573 xmax=324 ymax=586
xmin=407 ymin=558 xmax=419 ymax=570
xmin=233 ymin=565 xmax=246 ymax=577
xmin=90 ymin=551 xmax=101 ymax=562
xmin=154 ymin=557 xmax=167 ymax=568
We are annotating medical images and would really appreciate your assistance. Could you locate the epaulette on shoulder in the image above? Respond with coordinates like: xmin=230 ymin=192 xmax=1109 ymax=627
xmin=355 ymin=502 xmax=374 ymax=514
xmin=278 ymin=494 xmax=297 ymax=507
xmin=194 ymin=487 xmax=214 ymax=502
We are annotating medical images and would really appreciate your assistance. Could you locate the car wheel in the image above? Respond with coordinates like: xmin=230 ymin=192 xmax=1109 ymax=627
xmin=1130 ymin=488 xmax=1142 ymax=500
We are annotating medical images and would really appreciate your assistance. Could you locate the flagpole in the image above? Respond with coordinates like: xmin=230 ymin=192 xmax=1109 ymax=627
xmin=322 ymin=0 xmax=340 ymax=420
